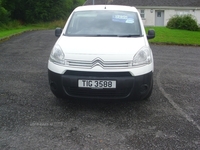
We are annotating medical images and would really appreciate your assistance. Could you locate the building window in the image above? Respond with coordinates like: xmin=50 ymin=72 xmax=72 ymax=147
xmin=157 ymin=12 xmax=161 ymax=17
xmin=140 ymin=9 xmax=145 ymax=19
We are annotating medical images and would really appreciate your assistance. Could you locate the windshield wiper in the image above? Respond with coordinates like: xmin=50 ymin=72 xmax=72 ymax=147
xmin=93 ymin=34 xmax=119 ymax=37
xmin=67 ymin=34 xmax=119 ymax=37
xmin=117 ymin=34 xmax=142 ymax=37
xmin=66 ymin=34 xmax=143 ymax=37
xmin=94 ymin=35 xmax=143 ymax=37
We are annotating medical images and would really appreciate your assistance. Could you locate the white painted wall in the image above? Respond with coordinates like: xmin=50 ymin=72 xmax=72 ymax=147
xmin=141 ymin=9 xmax=155 ymax=26
xmin=138 ymin=7 xmax=200 ymax=26
xmin=192 ymin=10 xmax=200 ymax=25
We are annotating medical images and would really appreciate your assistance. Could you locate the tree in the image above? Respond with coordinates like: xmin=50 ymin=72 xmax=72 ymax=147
xmin=25 ymin=0 xmax=70 ymax=23
xmin=1 ymin=0 xmax=26 ymax=22
xmin=0 ymin=0 xmax=10 ymax=24
xmin=1 ymin=0 xmax=85 ymax=23
xmin=73 ymin=0 xmax=85 ymax=8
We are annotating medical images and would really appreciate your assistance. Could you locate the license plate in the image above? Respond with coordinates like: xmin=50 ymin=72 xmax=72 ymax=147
xmin=78 ymin=80 xmax=116 ymax=89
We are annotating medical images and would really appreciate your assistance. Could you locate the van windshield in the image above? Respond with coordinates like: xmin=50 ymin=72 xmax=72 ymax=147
xmin=65 ymin=10 xmax=142 ymax=37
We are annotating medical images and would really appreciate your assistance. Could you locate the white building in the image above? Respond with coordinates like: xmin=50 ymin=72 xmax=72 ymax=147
xmin=84 ymin=0 xmax=200 ymax=26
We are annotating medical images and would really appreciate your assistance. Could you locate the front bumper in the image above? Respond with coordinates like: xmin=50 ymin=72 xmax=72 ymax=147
xmin=48 ymin=70 xmax=153 ymax=100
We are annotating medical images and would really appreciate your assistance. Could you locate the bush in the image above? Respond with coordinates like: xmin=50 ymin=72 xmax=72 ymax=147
xmin=167 ymin=14 xmax=199 ymax=31
xmin=0 ymin=0 xmax=10 ymax=24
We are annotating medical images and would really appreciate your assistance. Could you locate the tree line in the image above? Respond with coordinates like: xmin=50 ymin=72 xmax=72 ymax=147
xmin=0 ymin=0 xmax=85 ymax=24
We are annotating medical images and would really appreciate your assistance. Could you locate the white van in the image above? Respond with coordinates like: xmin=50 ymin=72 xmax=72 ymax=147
xmin=48 ymin=5 xmax=155 ymax=101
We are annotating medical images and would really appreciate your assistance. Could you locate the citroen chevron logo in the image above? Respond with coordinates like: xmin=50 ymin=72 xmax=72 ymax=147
xmin=92 ymin=57 xmax=104 ymax=67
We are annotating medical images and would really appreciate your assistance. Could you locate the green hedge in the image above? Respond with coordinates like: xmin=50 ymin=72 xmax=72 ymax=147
xmin=167 ymin=14 xmax=199 ymax=31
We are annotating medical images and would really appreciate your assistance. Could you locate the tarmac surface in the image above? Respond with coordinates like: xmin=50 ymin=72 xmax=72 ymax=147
xmin=0 ymin=30 xmax=200 ymax=150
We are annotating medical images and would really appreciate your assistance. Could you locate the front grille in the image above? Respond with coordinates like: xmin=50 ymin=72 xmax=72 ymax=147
xmin=65 ymin=58 xmax=132 ymax=69
xmin=66 ymin=87 xmax=131 ymax=98
xmin=64 ymin=70 xmax=132 ymax=77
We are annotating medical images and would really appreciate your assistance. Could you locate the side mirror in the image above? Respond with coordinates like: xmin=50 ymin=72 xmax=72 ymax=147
xmin=147 ymin=29 xmax=155 ymax=39
xmin=55 ymin=27 xmax=62 ymax=37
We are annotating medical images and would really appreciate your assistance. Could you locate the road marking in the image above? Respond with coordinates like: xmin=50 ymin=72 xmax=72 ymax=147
xmin=156 ymin=61 xmax=200 ymax=131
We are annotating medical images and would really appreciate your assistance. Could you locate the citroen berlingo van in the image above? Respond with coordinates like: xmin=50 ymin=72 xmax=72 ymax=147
xmin=48 ymin=5 xmax=155 ymax=100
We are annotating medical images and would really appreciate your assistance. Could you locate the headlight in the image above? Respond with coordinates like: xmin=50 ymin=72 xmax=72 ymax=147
xmin=49 ymin=45 xmax=65 ymax=65
xmin=132 ymin=47 xmax=152 ymax=66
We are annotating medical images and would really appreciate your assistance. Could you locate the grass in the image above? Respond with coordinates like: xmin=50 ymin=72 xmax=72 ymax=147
xmin=146 ymin=27 xmax=200 ymax=46
xmin=0 ymin=27 xmax=41 ymax=39
xmin=0 ymin=20 xmax=66 ymax=40
xmin=0 ymin=21 xmax=200 ymax=46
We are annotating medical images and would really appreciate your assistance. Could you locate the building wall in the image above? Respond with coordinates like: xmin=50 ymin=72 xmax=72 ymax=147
xmin=138 ymin=8 xmax=200 ymax=26
xmin=141 ymin=9 xmax=155 ymax=26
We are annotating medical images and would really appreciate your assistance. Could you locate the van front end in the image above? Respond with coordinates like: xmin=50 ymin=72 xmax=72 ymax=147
xmin=48 ymin=56 xmax=154 ymax=101
xmin=47 ymin=5 xmax=155 ymax=101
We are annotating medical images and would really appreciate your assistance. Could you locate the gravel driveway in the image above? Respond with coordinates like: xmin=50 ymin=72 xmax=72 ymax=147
xmin=0 ymin=30 xmax=200 ymax=150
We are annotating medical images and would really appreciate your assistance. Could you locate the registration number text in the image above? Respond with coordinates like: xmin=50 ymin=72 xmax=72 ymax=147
xmin=78 ymin=80 xmax=116 ymax=88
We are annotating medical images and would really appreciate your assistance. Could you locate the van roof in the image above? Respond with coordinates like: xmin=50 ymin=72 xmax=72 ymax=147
xmin=74 ymin=5 xmax=138 ymax=12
